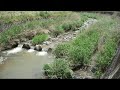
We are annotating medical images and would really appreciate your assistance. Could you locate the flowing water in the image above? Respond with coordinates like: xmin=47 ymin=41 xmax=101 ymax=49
xmin=0 ymin=45 xmax=54 ymax=79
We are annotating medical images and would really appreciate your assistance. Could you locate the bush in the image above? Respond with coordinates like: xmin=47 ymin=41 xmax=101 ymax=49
xmin=61 ymin=21 xmax=81 ymax=32
xmin=32 ymin=34 xmax=48 ymax=45
xmin=39 ymin=11 xmax=50 ymax=19
xmin=52 ymin=30 xmax=64 ymax=37
xmin=68 ymin=46 xmax=87 ymax=65
xmin=95 ymin=38 xmax=117 ymax=77
xmin=53 ymin=22 xmax=101 ymax=67
xmin=70 ymin=29 xmax=100 ymax=65
xmin=94 ymin=18 xmax=120 ymax=77
xmin=80 ymin=12 xmax=100 ymax=19
xmin=43 ymin=59 xmax=73 ymax=79
xmin=53 ymin=43 xmax=71 ymax=58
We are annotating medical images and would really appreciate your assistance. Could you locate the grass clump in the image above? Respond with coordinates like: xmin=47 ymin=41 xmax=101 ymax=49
xmin=91 ymin=17 xmax=120 ymax=78
xmin=69 ymin=28 xmax=100 ymax=65
xmin=53 ymin=27 xmax=101 ymax=67
xmin=43 ymin=59 xmax=73 ymax=79
xmin=32 ymin=34 xmax=48 ymax=45
xmin=51 ymin=25 xmax=64 ymax=37
xmin=61 ymin=20 xmax=84 ymax=32
xmin=38 ymin=11 xmax=51 ymax=19
xmin=95 ymin=38 xmax=117 ymax=78
xmin=53 ymin=43 xmax=71 ymax=58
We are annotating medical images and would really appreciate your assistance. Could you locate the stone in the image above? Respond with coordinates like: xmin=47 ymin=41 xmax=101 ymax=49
xmin=11 ymin=41 xmax=19 ymax=48
xmin=2 ymin=41 xmax=19 ymax=51
xmin=43 ymin=41 xmax=51 ymax=45
xmin=84 ymin=76 xmax=93 ymax=79
xmin=20 ymin=38 xmax=27 ymax=42
xmin=47 ymin=48 xmax=52 ymax=53
xmin=22 ymin=44 xmax=31 ymax=49
xmin=34 ymin=45 xmax=42 ymax=51
xmin=13 ymin=39 xmax=20 ymax=44
xmin=47 ymin=37 xmax=52 ymax=41
xmin=24 ymin=32 xmax=35 ymax=40
xmin=91 ymin=67 xmax=97 ymax=73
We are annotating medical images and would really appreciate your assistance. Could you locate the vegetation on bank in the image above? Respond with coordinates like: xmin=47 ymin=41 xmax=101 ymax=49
xmin=32 ymin=34 xmax=48 ymax=45
xmin=43 ymin=59 xmax=73 ymax=79
xmin=95 ymin=17 xmax=120 ymax=78
xmin=1 ymin=11 xmax=97 ymax=48
xmin=45 ymin=14 xmax=120 ymax=79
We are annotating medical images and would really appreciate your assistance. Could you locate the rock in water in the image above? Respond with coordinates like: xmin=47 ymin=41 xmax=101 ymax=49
xmin=11 ymin=42 xmax=19 ymax=48
xmin=34 ymin=45 xmax=42 ymax=51
xmin=47 ymin=48 xmax=52 ymax=53
xmin=22 ymin=44 xmax=30 ymax=49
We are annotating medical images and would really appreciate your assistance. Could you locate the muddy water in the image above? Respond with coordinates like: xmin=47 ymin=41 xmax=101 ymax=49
xmin=0 ymin=46 xmax=54 ymax=79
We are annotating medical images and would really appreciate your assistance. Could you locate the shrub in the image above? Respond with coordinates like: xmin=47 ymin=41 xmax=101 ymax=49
xmin=69 ymin=29 xmax=100 ymax=65
xmin=52 ymin=30 xmax=64 ymax=37
xmin=43 ymin=59 xmax=73 ymax=79
xmin=32 ymin=34 xmax=48 ymax=45
xmin=68 ymin=46 xmax=87 ymax=65
xmin=94 ymin=18 xmax=120 ymax=77
xmin=61 ymin=21 xmax=80 ymax=32
xmin=39 ymin=11 xmax=50 ymax=19
xmin=53 ymin=43 xmax=71 ymax=58
xmin=95 ymin=38 xmax=117 ymax=77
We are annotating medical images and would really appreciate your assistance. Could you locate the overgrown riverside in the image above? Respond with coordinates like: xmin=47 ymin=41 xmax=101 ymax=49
xmin=0 ymin=11 xmax=120 ymax=79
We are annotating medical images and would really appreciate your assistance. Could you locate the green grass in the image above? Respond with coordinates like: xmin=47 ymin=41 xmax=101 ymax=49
xmin=32 ymin=34 xmax=48 ymax=45
xmin=69 ymin=28 xmax=101 ymax=65
xmin=79 ymin=12 xmax=102 ymax=19
xmin=60 ymin=20 xmax=83 ymax=32
xmin=95 ymin=39 xmax=117 ymax=78
xmin=53 ymin=21 xmax=102 ymax=66
xmin=53 ymin=43 xmax=71 ymax=58
xmin=53 ymin=15 xmax=120 ymax=78
xmin=94 ymin=18 xmax=120 ymax=78
xmin=43 ymin=59 xmax=73 ymax=79
xmin=0 ymin=11 xmax=52 ymax=25
xmin=1 ymin=11 xmax=91 ymax=48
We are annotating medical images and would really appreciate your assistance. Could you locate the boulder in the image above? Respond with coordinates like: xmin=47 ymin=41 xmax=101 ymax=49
xmin=43 ymin=41 xmax=51 ymax=45
xmin=22 ymin=44 xmax=30 ymax=49
xmin=13 ymin=39 xmax=20 ymax=44
xmin=47 ymin=48 xmax=52 ymax=53
xmin=34 ymin=45 xmax=42 ymax=51
xmin=11 ymin=41 xmax=19 ymax=48
xmin=2 ymin=41 xmax=19 ymax=51
xmin=20 ymin=38 xmax=28 ymax=42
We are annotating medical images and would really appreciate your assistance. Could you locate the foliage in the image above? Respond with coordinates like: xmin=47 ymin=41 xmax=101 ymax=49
xmin=53 ymin=43 xmax=71 ymax=58
xmin=32 ymin=34 xmax=48 ymax=44
xmin=43 ymin=59 xmax=73 ymax=79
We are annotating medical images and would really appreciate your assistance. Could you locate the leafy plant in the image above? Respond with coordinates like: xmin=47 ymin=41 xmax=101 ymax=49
xmin=32 ymin=34 xmax=48 ymax=45
xmin=95 ymin=38 xmax=117 ymax=76
xmin=53 ymin=43 xmax=71 ymax=58
xmin=43 ymin=59 xmax=73 ymax=79
xmin=39 ymin=11 xmax=50 ymax=19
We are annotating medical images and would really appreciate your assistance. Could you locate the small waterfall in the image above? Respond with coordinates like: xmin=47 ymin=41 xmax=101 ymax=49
xmin=7 ymin=45 xmax=23 ymax=55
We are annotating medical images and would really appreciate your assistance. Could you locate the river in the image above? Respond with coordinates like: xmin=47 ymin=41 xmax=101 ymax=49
xmin=0 ymin=45 xmax=54 ymax=79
